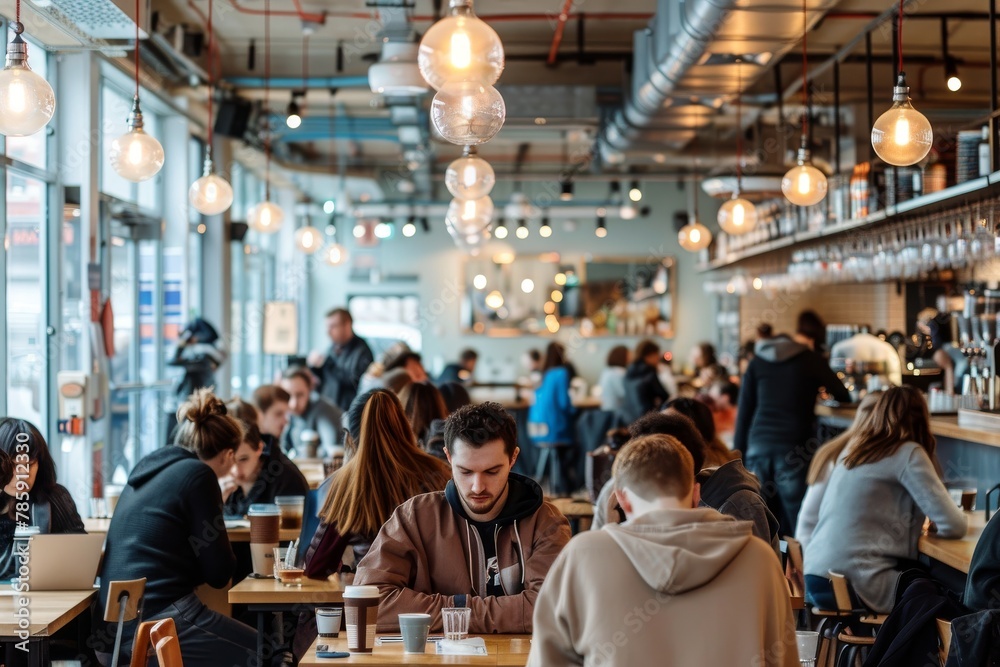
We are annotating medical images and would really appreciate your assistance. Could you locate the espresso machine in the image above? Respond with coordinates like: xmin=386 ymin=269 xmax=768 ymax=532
xmin=954 ymin=289 xmax=1000 ymax=411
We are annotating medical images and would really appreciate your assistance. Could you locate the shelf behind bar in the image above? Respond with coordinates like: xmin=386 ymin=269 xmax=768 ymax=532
xmin=700 ymin=171 xmax=1000 ymax=273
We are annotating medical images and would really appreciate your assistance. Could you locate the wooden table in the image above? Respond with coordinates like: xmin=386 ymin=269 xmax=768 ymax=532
xmin=229 ymin=575 xmax=344 ymax=665
xmin=0 ymin=589 xmax=97 ymax=667
xmin=918 ymin=511 xmax=985 ymax=574
xmin=83 ymin=517 xmax=301 ymax=542
xmin=301 ymin=634 xmax=532 ymax=666
xmin=547 ymin=497 xmax=594 ymax=533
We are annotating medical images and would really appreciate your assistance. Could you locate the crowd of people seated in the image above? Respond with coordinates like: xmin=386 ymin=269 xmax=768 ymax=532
xmin=1 ymin=305 xmax=991 ymax=665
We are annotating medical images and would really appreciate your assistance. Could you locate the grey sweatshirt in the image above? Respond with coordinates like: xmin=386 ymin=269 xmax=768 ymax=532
xmin=804 ymin=442 xmax=966 ymax=612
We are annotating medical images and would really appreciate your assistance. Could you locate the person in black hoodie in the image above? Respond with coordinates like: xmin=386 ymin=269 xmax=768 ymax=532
xmin=95 ymin=388 xmax=256 ymax=667
xmin=620 ymin=339 xmax=670 ymax=425
xmin=734 ymin=315 xmax=851 ymax=537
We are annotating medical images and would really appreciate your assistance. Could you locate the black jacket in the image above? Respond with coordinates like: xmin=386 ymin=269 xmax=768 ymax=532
xmin=964 ymin=511 xmax=1000 ymax=612
xmin=947 ymin=609 xmax=1000 ymax=667
xmin=98 ymin=446 xmax=235 ymax=620
xmin=697 ymin=459 xmax=781 ymax=557
xmin=863 ymin=577 xmax=964 ymax=667
xmin=620 ymin=361 xmax=669 ymax=424
xmin=310 ymin=335 xmax=374 ymax=411
xmin=734 ymin=336 xmax=850 ymax=457
xmin=224 ymin=443 xmax=309 ymax=518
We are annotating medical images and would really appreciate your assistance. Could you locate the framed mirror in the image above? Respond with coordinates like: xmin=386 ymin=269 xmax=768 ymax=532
xmin=577 ymin=257 xmax=675 ymax=338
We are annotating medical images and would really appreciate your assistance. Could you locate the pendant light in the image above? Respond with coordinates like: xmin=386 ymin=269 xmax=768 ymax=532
xmin=678 ymin=174 xmax=712 ymax=252
xmin=718 ymin=61 xmax=758 ymax=235
xmin=188 ymin=0 xmax=234 ymax=216
xmin=446 ymin=195 xmax=494 ymax=237
xmin=248 ymin=0 xmax=283 ymax=234
xmin=295 ymin=220 xmax=323 ymax=254
xmin=322 ymin=243 xmax=348 ymax=266
xmin=286 ymin=35 xmax=308 ymax=129
xmin=0 ymin=0 xmax=55 ymax=136
xmin=418 ymin=0 xmax=504 ymax=91
xmin=431 ymin=81 xmax=505 ymax=145
xmin=782 ymin=0 xmax=827 ymax=206
xmin=109 ymin=0 xmax=164 ymax=182
xmin=445 ymin=146 xmax=495 ymax=199
xmin=871 ymin=0 xmax=933 ymax=166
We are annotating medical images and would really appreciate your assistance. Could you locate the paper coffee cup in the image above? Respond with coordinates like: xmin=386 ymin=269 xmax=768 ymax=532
xmin=344 ymin=585 xmax=381 ymax=653
xmin=247 ymin=504 xmax=281 ymax=577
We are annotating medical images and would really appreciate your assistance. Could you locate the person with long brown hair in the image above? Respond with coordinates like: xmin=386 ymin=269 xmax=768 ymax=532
xmin=795 ymin=391 xmax=881 ymax=549
xmin=304 ymin=389 xmax=450 ymax=579
xmin=804 ymin=386 xmax=967 ymax=613
xmin=397 ymin=381 xmax=449 ymax=451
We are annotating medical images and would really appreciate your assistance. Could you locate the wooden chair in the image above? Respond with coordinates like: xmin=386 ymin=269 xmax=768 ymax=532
xmin=129 ymin=621 xmax=158 ymax=667
xmin=828 ymin=572 xmax=879 ymax=667
xmin=150 ymin=619 xmax=182 ymax=667
xmin=103 ymin=578 xmax=146 ymax=667
xmin=154 ymin=636 xmax=184 ymax=667
xmin=937 ymin=618 xmax=952 ymax=666
xmin=782 ymin=536 xmax=806 ymax=599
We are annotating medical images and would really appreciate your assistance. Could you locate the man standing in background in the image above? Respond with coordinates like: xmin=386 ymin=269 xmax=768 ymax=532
xmin=308 ymin=308 xmax=374 ymax=411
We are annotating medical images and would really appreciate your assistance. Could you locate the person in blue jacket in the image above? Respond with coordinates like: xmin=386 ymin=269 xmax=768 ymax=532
xmin=528 ymin=342 xmax=577 ymax=494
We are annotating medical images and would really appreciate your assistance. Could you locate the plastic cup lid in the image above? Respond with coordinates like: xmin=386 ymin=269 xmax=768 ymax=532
xmin=344 ymin=585 xmax=381 ymax=598
xmin=274 ymin=496 xmax=305 ymax=505
xmin=247 ymin=504 xmax=281 ymax=516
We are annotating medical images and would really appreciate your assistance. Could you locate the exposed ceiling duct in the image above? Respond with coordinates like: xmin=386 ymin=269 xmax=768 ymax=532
xmin=598 ymin=0 xmax=841 ymax=165
xmin=14 ymin=0 xmax=148 ymax=51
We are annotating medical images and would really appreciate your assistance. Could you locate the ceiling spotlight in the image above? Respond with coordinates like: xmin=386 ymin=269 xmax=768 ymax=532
xmin=521 ymin=278 xmax=535 ymax=293
xmin=323 ymin=200 xmax=336 ymax=214
xmin=494 ymin=217 xmax=508 ymax=239
xmin=619 ymin=205 xmax=637 ymax=221
xmin=353 ymin=223 xmax=366 ymax=238
xmin=374 ymin=221 xmax=392 ymax=239
xmin=945 ymin=58 xmax=962 ymax=92
xmin=402 ymin=216 xmax=416 ymax=237
xmin=515 ymin=218 xmax=529 ymax=239
xmin=609 ymin=180 xmax=622 ymax=203
xmin=539 ymin=216 xmax=552 ymax=238
xmin=419 ymin=217 xmax=430 ymax=233
xmin=286 ymin=97 xmax=302 ymax=129
xmin=560 ymin=180 xmax=574 ymax=201
xmin=628 ymin=179 xmax=642 ymax=202
xmin=474 ymin=274 xmax=487 ymax=289
xmin=595 ymin=215 xmax=607 ymax=238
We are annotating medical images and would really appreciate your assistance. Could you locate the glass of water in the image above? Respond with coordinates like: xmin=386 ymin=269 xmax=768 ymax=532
xmin=441 ymin=607 xmax=471 ymax=641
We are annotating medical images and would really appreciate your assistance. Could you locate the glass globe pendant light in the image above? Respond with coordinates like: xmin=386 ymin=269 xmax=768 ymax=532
xmin=0 ymin=5 xmax=54 ymax=137
xmin=445 ymin=146 xmax=495 ymax=199
xmin=782 ymin=140 xmax=828 ymax=207
xmin=871 ymin=0 xmax=933 ymax=167
xmin=110 ymin=0 xmax=164 ymax=182
xmin=678 ymin=220 xmax=712 ymax=252
xmin=322 ymin=243 xmax=348 ymax=266
xmin=295 ymin=225 xmax=323 ymax=254
xmin=782 ymin=0 xmax=826 ymax=207
xmin=445 ymin=195 xmax=494 ymax=237
xmin=188 ymin=0 xmax=233 ymax=216
xmin=431 ymin=81 xmax=505 ymax=145
xmin=718 ymin=61 xmax=757 ymax=235
xmin=248 ymin=0 xmax=283 ymax=234
xmin=418 ymin=0 xmax=504 ymax=91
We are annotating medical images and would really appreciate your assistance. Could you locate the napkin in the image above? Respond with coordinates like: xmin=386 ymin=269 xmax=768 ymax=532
xmin=436 ymin=638 xmax=487 ymax=655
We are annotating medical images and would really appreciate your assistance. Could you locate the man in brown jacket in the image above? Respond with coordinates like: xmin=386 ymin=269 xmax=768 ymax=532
xmin=354 ymin=402 xmax=571 ymax=633
xmin=528 ymin=434 xmax=799 ymax=667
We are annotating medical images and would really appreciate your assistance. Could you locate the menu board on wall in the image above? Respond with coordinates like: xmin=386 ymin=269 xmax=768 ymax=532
xmin=263 ymin=301 xmax=298 ymax=355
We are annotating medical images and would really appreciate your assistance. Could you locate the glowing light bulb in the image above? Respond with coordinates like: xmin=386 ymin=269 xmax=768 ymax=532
xmin=418 ymin=2 xmax=504 ymax=90
xmin=871 ymin=73 xmax=933 ymax=166
xmin=446 ymin=195 xmax=493 ymax=236
xmin=353 ymin=224 xmax=366 ymax=239
xmin=109 ymin=97 xmax=164 ymax=182
xmin=431 ymin=81 xmax=505 ymax=145
xmin=717 ymin=196 xmax=757 ymax=235
xmin=247 ymin=201 xmax=284 ymax=233
xmin=539 ymin=222 xmax=552 ymax=238
xmin=947 ymin=75 xmax=962 ymax=92
xmin=521 ymin=279 xmax=534 ymax=293
xmin=473 ymin=274 xmax=487 ymax=289
xmin=494 ymin=224 xmax=508 ymax=239
xmin=678 ymin=220 xmax=712 ymax=252
xmin=0 ymin=30 xmax=55 ymax=136
xmin=402 ymin=222 xmax=416 ymax=237
xmin=374 ymin=222 xmax=392 ymax=239
xmin=485 ymin=290 xmax=504 ymax=309
xmin=189 ymin=158 xmax=234 ymax=215
xmin=782 ymin=147 xmax=828 ymax=206
xmin=323 ymin=243 xmax=348 ymax=266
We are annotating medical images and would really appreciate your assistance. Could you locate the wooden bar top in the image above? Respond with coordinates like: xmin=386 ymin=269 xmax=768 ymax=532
xmin=918 ymin=511 xmax=985 ymax=574
xmin=228 ymin=575 xmax=344 ymax=605
xmin=83 ymin=518 xmax=301 ymax=543
xmin=0 ymin=589 xmax=97 ymax=638
xmin=300 ymin=634 xmax=531 ymax=666
xmin=816 ymin=404 xmax=1000 ymax=449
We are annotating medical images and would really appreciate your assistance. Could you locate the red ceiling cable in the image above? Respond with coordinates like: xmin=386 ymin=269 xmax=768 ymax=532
xmin=736 ymin=62 xmax=742 ymax=190
xmin=547 ymin=0 xmax=575 ymax=66
xmin=264 ymin=0 xmax=271 ymax=200
xmin=801 ymin=0 xmax=808 ymax=140
xmin=206 ymin=0 xmax=214 ymax=154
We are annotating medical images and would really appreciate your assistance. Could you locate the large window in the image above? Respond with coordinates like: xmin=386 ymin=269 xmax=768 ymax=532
xmin=5 ymin=172 xmax=48 ymax=425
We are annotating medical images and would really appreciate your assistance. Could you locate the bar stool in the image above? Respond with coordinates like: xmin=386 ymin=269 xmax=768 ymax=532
xmin=104 ymin=578 xmax=146 ymax=667
xmin=936 ymin=618 xmax=952 ymax=666
xmin=150 ymin=619 xmax=183 ymax=667
xmin=828 ymin=572 xmax=883 ymax=667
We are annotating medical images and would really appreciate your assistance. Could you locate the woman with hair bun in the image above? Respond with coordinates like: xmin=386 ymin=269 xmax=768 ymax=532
xmin=96 ymin=388 xmax=256 ymax=666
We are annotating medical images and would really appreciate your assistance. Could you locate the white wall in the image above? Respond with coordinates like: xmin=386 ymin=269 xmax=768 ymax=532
xmin=306 ymin=180 xmax=721 ymax=386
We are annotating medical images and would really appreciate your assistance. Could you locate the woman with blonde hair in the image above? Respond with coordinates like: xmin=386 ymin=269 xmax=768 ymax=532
xmin=804 ymin=386 xmax=966 ymax=613
xmin=305 ymin=389 xmax=451 ymax=577
xmin=795 ymin=391 xmax=881 ymax=549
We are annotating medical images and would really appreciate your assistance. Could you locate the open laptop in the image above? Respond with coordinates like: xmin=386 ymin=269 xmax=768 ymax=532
xmin=17 ymin=534 xmax=105 ymax=591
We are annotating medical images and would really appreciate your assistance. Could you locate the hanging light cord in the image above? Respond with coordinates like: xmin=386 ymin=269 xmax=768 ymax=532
xmin=15 ymin=0 xmax=20 ymax=24
xmin=736 ymin=62 xmax=743 ymax=192
xmin=303 ymin=34 xmax=309 ymax=114
xmin=897 ymin=0 xmax=904 ymax=75
xmin=800 ymin=0 xmax=808 ymax=140
xmin=134 ymin=0 xmax=140 ymax=99
xmin=206 ymin=0 xmax=214 ymax=156
xmin=264 ymin=0 xmax=271 ymax=199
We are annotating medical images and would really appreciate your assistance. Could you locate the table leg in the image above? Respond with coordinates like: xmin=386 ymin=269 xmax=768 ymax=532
xmin=257 ymin=609 xmax=265 ymax=667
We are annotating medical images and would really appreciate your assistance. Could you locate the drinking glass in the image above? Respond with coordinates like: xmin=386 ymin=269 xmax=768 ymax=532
xmin=441 ymin=607 xmax=471 ymax=641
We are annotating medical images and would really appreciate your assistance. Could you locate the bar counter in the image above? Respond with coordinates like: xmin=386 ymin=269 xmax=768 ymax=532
xmin=815 ymin=404 xmax=1000 ymax=449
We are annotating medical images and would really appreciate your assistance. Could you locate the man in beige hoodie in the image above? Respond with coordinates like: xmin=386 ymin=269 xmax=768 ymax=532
xmin=528 ymin=434 xmax=799 ymax=667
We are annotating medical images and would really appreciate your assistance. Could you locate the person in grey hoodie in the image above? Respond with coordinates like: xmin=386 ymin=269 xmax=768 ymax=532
xmin=592 ymin=411 xmax=781 ymax=559
xmin=734 ymin=319 xmax=851 ymax=537
xmin=529 ymin=434 xmax=798 ymax=667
